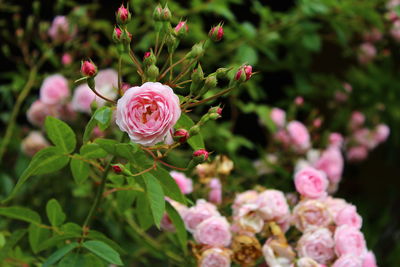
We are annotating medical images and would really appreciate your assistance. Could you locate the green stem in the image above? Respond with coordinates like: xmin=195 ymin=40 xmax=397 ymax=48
xmin=0 ymin=66 xmax=38 ymax=163
xmin=169 ymin=52 xmax=173 ymax=81
xmin=185 ymin=87 xmax=234 ymax=109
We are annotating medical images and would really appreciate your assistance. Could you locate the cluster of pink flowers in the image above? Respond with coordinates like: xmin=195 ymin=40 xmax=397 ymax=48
xmin=346 ymin=111 xmax=390 ymax=162
xmin=386 ymin=0 xmax=400 ymax=41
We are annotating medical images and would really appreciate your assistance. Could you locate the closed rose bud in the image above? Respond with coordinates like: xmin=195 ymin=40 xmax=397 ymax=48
xmin=146 ymin=65 xmax=159 ymax=81
xmin=153 ymin=4 xmax=162 ymax=21
xmin=61 ymin=53 xmax=72 ymax=65
xmin=186 ymin=43 xmax=204 ymax=59
xmin=143 ymin=51 xmax=156 ymax=66
xmin=189 ymin=125 xmax=201 ymax=136
xmin=81 ymin=60 xmax=97 ymax=77
xmin=235 ymin=65 xmax=252 ymax=82
xmin=193 ymin=149 xmax=209 ymax=162
xmin=244 ymin=65 xmax=252 ymax=80
xmin=113 ymin=27 xmax=122 ymax=42
xmin=116 ymin=4 xmax=131 ymax=25
xmin=295 ymin=96 xmax=304 ymax=106
xmin=209 ymin=24 xmax=224 ymax=42
xmin=112 ymin=165 xmax=122 ymax=173
xmin=161 ymin=5 xmax=171 ymax=21
xmin=173 ymin=129 xmax=189 ymax=143
xmin=174 ymin=21 xmax=188 ymax=37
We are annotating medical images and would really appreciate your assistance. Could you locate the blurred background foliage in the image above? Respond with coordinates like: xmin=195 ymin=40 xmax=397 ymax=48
xmin=1 ymin=0 xmax=400 ymax=266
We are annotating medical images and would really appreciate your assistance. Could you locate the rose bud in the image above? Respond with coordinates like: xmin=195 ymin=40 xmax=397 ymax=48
xmin=186 ymin=42 xmax=204 ymax=59
xmin=111 ymin=163 xmax=133 ymax=176
xmin=61 ymin=53 xmax=72 ymax=65
xmin=112 ymin=27 xmax=122 ymax=42
xmin=112 ymin=165 xmax=122 ymax=173
xmin=116 ymin=4 xmax=131 ymax=25
xmin=81 ymin=60 xmax=97 ymax=77
xmin=174 ymin=21 xmax=188 ymax=37
xmin=153 ymin=4 xmax=163 ymax=21
xmin=235 ymin=65 xmax=252 ymax=82
xmin=161 ymin=5 xmax=171 ymax=21
xmin=295 ymin=96 xmax=304 ymax=106
xmin=146 ymin=65 xmax=159 ymax=82
xmin=173 ymin=129 xmax=189 ymax=143
xmin=121 ymin=28 xmax=132 ymax=44
xmin=189 ymin=125 xmax=201 ymax=136
xmin=143 ymin=50 xmax=156 ymax=66
xmin=209 ymin=24 xmax=224 ymax=42
xmin=193 ymin=149 xmax=209 ymax=162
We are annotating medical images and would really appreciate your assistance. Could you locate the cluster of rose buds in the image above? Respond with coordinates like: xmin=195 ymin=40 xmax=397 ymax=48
xmin=346 ymin=111 xmax=390 ymax=162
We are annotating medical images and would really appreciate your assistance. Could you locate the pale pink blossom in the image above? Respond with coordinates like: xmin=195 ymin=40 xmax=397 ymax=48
xmin=208 ymin=178 xmax=222 ymax=204
xmin=287 ymin=121 xmax=311 ymax=152
xmin=314 ymin=147 xmax=344 ymax=183
xmin=170 ymin=171 xmax=193 ymax=195
xmin=21 ymin=131 xmax=50 ymax=156
xmin=294 ymin=167 xmax=328 ymax=199
xmin=71 ymin=84 xmax=96 ymax=113
xmin=39 ymin=74 xmax=69 ymax=105
xmin=61 ymin=53 xmax=72 ymax=65
xmin=297 ymin=228 xmax=335 ymax=264
xmin=115 ymin=82 xmax=181 ymax=146
xmin=347 ymin=146 xmax=368 ymax=162
xmin=257 ymin=189 xmax=289 ymax=222
xmin=295 ymin=257 xmax=321 ymax=267
xmin=323 ymin=197 xmax=347 ymax=219
xmin=343 ymin=83 xmax=353 ymax=93
xmin=232 ymin=190 xmax=259 ymax=215
xmin=332 ymin=254 xmax=362 ymax=267
xmin=270 ymin=108 xmax=286 ymax=128
xmin=274 ymin=129 xmax=291 ymax=146
xmin=374 ymin=124 xmax=390 ymax=143
xmin=48 ymin=16 xmax=75 ymax=42
xmin=335 ymin=91 xmax=348 ymax=102
xmin=183 ymin=199 xmax=220 ymax=233
xmin=335 ymin=204 xmax=362 ymax=229
xmin=234 ymin=203 xmax=264 ymax=234
xmin=350 ymin=111 xmax=366 ymax=129
xmin=354 ymin=128 xmax=377 ymax=149
xmin=329 ymin=133 xmax=343 ymax=148
xmin=295 ymin=96 xmax=304 ymax=106
xmin=362 ymin=251 xmax=377 ymax=267
xmin=27 ymin=100 xmax=60 ymax=127
xmin=334 ymin=225 xmax=367 ymax=257
xmin=292 ymin=200 xmax=332 ymax=232
xmin=194 ymin=216 xmax=231 ymax=247
xmin=160 ymin=199 xmax=188 ymax=232
xmin=358 ymin=43 xmax=376 ymax=64
xmin=199 ymin=248 xmax=231 ymax=267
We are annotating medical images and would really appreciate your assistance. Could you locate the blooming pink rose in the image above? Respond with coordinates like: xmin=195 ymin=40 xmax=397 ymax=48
xmin=183 ymin=199 xmax=220 ymax=233
xmin=294 ymin=167 xmax=328 ymax=199
xmin=335 ymin=91 xmax=348 ymax=102
xmin=233 ymin=203 xmax=264 ymax=234
xmin=332 ymin=254 xmax=362 ymax=267
xmin=314 ymin=147 xmax=344 ymax=183
xmin=329 ymin=133 xmax=343 ymax=148
xmin=256 ymin=189 xmax=289 ymax=222
xmin=295 ymin=96 xmax=304 ymax=106
xmin=21 ymin=131 xmax=50 ymax=156
xmin=232 ymin=190 xmax=259 ymax=216
xmin=362 ymin=251 xmax=377 ymax=267
xmin=297 ymin=228 xmax=335 ymax=264
xmin=274 ymin=129 xmax=291 ymax=146
xmin=94 ymin=69 xmax=118 ymax=105
xmin=353 ymin=128 xmax=377 ymax=149
xmin=347 ymin=146 xmax=368 ymax=162
xmin=27 ymin=100 xmax=60 ymax=127
xmin=199 ymin=248 xmax=231 ymax=267
xmin=194 ymin=216 xmax=231 ymax=247
xmin=270 ymin=108 xmax=286 ymax=128
xmin=208 ymin=178 xmax=222 ymax=204
xmin=358 ymin=43 xmax=376 ymax=64
xmin=350 ymin=111 xmax=365 ymax=129
xmin=296 ymin=257 xmax=322 ymax=267
xmin=71 ymin=84 xmax=96 ymax=113
xmin=292 ymin=200 xmax=332 ymax=232
xmin=61 ymin=53 xmax=72 ymax=65
xmin=323 ymin=197 xmax=347 ymax=219
xmin=374 ymin=124 xmax=390 ymax=143
xmin=48 ymin=16 xmax=76 ymax=42
xmin=287 ymin=121 xmax=311 ymax=152
xmin=170 ymin=171 xmax=193 ymax=195
xmin=160 ymin=199 xmax=188 ymax=232
xmin=334 ymin=225 xmax=367 ymax=257
xmin=335 ymin=204 xmax=362 ymax=229
xmin=39 ymin=74 xmax=69 ymax=105
xmin=115 ymin=82 xmax=181 ymax=146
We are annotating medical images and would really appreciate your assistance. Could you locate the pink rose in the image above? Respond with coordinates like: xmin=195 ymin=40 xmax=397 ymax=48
xmin=115 ymin=82 xmax=181 ymax=146
xmin=314 ymin=147 xmax=344 ymax=183
xmin=329 ymin=133 xmax=343 ymax=148
xmin=335 ymin=91 xmax=348 ymax=102
xmin=274 ymin=129 xmax=291 ymax=146
xmin=297 ymin=228 xmax=335 ymax=264
xmin=270 ymin=108 xmax=286 ymax=128
xmin=234 ymin=203 xmax=264 ymax=234
xmin=61 ymin=53 xmax=72 ymax=65
xmin=350 ymin=111 xmax=365 ymax=129
xmin=353 ymin=128 xmax=377 ymax=149
xmin=39 ymin=74 xmax=69 ymax=105
xmin=374 ymin=124 xmax=390 ymax=144
xmin=287 ymin=121 xmax=311 ymax=152
xmin=292 ymin=200 xmax=332 ymax=232
xmin=358 ymin=43 xmax=376 ymax=64
xmin=183 ymin=199 xmax=220 ymax=233
xmin=296 ymin=257 xmax=322 ymax=267
xmin=335 ymin=204 xmax=362 ymax=229
xmin=232 ymin=190 xmax=259 ymax=216
xmin=160 ymin=199 xmax=188 ymax=232
xmin=194 ymin=216 xmax=231 ymax=247
xmin=295 ymin=96 xmax=304 ymax=106
xmin=323 ymin=197 xmax=347 ymax=219
xmin=71 ymin=84 xmax=96 ymax=113
xmin=332 ymin=254 xmax=362 ymax=267
xmin=256 ymin=189 xmax=289 ymax=222
xmin=170 ymin=171 xmax=193 ymax=195
xmin=48 ymin=16 xmax=76 ymax=42
xmin=208 ymin=178 xmax=222 ymax=204
xmin=347 ymin=146 xmax=368 ymax=162
xmin=294 ymin=167 xmax=328 ymax=199
xmin=27 ymin=100 xmax=60 ymax=127
xmin=21 ymin=131 xmax=50 ymax=156
xmin=199 ymin=248 xmax=231 ymax=267
xmin=334 ymin=225 xmax=367 ymax=257
xmin=362 ymin=251 xmax=377 ymax=267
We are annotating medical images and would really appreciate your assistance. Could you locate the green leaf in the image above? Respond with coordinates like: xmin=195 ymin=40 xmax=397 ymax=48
xmin=176 ymin=113 xmax=204 ymax=150
xmin=29 ymin=223 xmax=51 ymax=254
xmin=45 ymin=116 xmax=76 ymax=153
xmin=36 ymin=233 xmax=81 ymax=253
xmin=87 ymin=230 xmax=126 ymax=255
xmin=0 ymin=229 xmax=27 ymax=262
xmin=70 ymin=157 xmax=90 ymax=184
xmin=136 ymin=193 xmax=154 ymax=230
xmin=2 ymin=147 xmax=69 ymax=203
xmin=165 ymin=201 xmax=187 ymax=254
xmin=150 ymin=167 xmax=186 ymax=204
xmin=235 ymin=45 xmax=258 ymax=65
xmin=82 ymin=240 xmax=123 ymax=265
xmin=114 ymin=143 xmax=140 ymax=161
xmin=58 ymin=253 xmax=86 ymax=267
xmin=94 ymin=138 xmax=118 ymax=154
xmin=0 ymin=206 xmax=41 ymax=224
xmin=141 ymin=172 xmax=165 ymax=229
xmin=46 ymin=199 xmax=66 ymax=226
xmin=94 ymin=106 xmax=112 ymax=131
xmin=42 ymin=242 xmax=79 ymax=267
xmin=116 ymin=190 xmax=137 ymax=213
xmin=80 ymin=143 xmax=107 ymax=159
